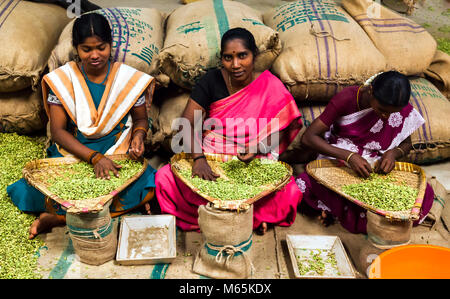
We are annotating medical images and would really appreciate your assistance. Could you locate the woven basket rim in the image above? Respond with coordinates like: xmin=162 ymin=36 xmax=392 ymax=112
xmin=170 ymin=152 xmax=293 ymax=210
xmin=22 ymin=154 xmax=148 ymax=214
xmin=306 ymin=159 xmax=427 ymax=221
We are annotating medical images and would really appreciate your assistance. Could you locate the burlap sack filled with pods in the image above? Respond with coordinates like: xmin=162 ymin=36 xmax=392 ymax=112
xmin=158 ymin=0 xmax=282 ymax=90
xmin=48 ymin=7 xmax=166 ymax=85
xmin=0 ymin=0 xmax=70 ymax=92
xmin=424 ymin=50 xmax=450 ymax=100
xmin=421 ymin=176 xmax=448 ymax=229
xmin=193 ymin=203 xmax=255 ymax=279
xmin=341 ymin=0 xmax=436 ymax=76
xmin=406 ymin=77 xmax=450 ymax=165
xmin=263 ymin=0 xmax=386 ymax=102
xmin=66 ymin=202 xmax=118 ymax=266
xmin=152 ymin=88 xmax=190 ymax=154
xmin=0 ymin=86 xmax=46 ymax=134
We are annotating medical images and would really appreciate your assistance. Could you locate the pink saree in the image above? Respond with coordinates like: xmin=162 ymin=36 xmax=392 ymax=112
xmin=296 ymin=89 xmax=435 ymax=233
xmin=156 ymin=70 xmax=303 ymax=231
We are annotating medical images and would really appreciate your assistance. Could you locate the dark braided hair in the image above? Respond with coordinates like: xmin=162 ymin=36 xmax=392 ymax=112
xmin=371 ymin=71 xmax=411 ymax=107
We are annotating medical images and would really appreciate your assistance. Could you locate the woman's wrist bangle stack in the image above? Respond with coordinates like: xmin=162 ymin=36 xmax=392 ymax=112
xmin=193 ymin=155 xmax=206 ymax=162
xmin=88 ymin=151 xmax=104 ymax=165
xmin=132 ymin=126 xmax=147 ymax=138
xmin=346 ymin=152 xmax=355 ymax=163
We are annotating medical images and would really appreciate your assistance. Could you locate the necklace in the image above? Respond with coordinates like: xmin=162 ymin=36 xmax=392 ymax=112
xmin=81 ymin=60 xmax=110 ymax=85
xmin=356 ymin=85 xmax=363 ymax=111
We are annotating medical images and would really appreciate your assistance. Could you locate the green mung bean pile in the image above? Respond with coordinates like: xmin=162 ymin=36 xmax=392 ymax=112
xmin=44 ymin=159 xmax=143 ymax=201
xmin=296 ymin=249 xmax=340 ymax=276
xmin=342 ymin=173 xmax=418 ymax=211
xmin=0 ymin=133 xmax=46 ymax=278
xmin=179 ymin=158 xmax=289 ymax=200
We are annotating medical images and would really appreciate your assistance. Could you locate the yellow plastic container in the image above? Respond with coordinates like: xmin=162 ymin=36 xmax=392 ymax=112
xmin=369 ymin=244 xmax=450 ymax=279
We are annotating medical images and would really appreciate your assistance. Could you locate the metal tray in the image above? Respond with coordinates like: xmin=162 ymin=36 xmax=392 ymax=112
xmin=286 ymin=234 xmax=356 ymax=279
xmin=116 ymin=215 xmax=176 ymax=265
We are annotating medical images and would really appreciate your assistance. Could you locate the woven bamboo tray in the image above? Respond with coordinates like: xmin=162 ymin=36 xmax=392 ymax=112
xmin=306 ymin=159 xmax=427 ymax=221
xmin=22 ymin=154 xmax=148 ymax=214
xmin=170 ymin=152 xmax=293 ymax=211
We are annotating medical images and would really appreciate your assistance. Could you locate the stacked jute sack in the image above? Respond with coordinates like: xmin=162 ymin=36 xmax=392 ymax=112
xmin=157 ymin=0 xmax=282 ymax=90
xmin=284 ymin=77 xmax=450 ymax=165
xmin=262 ymin=0 xmax=437 ymax=102
xmin=0 ymin=1 xmax=70 ymax=134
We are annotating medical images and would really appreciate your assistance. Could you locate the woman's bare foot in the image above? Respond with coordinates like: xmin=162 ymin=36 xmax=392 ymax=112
xmin=256 ymin=222 xmax=268 ymax=235
xmin=29 ymin=213 xmax=66 ymax=239
xmin=144 ymin=202 xmax=152 ymax=215
xmin=318 ymin=210 xmax=334 ymax=227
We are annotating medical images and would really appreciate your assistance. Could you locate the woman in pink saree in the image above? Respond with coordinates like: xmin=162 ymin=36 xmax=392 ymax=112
xmin=155 ymin=28 xmax=303 ymax=234
xmin=296 ymin=71 xmax=435 ymax=234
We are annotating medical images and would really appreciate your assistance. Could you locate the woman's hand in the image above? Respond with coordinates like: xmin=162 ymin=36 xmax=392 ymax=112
xmin=93 ymin=156 xmax=122 ymax=180
xmin=192 ymin=158 xmax=219 ymax=181
xmin=374 ymin=149 xmax=397 ymax=174
xmin=129 ymin=132 xmax=145 ymax=160
xmin=237 ymin=152 xmax=257 ymax=163
xmin=347 ymin=153 xmax=373 ymax=178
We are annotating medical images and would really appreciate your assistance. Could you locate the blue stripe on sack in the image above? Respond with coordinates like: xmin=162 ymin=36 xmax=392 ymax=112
xmin=114 ymin=8 xmax=130 ymax=62
xmin=0 ymin=0 xmax=20 ymax=30
xmin=302 ymin=0 xmax=322 ymax=78
xmin=48 ymin=238 xmax=76 ymax=279
xmin=67 ymin=220 xmax=113 ymax=239
xmin=213 ymin=0 xmax=229 ymax=38
xmin=105 ymin=8 xmax=122 ymax=62
xmin=205 ymin=235 xmax=253 ymax=257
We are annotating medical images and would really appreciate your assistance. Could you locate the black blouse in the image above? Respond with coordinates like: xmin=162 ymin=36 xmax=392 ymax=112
xmin=190 ymin=68 xmax=230 ymax=111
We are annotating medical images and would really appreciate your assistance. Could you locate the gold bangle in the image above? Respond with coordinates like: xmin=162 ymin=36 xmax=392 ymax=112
xmin=132 ymin=126 xmax=147 ymax=138
xmin=91 ymin=153 xmax=105 ymax=166
xmin=346 ymin=152 xmax=355 ymax=163
xmin=396 ymin=147 xmax=405 ymax=157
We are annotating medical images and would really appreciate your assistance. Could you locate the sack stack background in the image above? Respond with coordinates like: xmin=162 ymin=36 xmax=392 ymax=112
xmin=2 ymin=0 xmax=449 ymax=167
xmin=0 ymin=1 xmax=70 ymax=134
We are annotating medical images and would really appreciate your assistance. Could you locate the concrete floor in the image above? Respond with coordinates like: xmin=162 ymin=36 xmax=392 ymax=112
xmin=33 ymin=0 xmax=450 ymax=280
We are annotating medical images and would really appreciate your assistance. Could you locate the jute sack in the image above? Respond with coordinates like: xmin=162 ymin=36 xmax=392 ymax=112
xmin=424 ymin=50 xmax=450 ymax=100
xmin=286 ymin=104 xmax=327 ymax=151
xmin=159 ymin=0 xmax=282 ymax=90
xmin=66 ymin=202 xmax=118 ymax=266
xmin=421 ymin=176 xmax=448 ymax=229
xmin=144 ymin=98 xmax=161 ymax=153
xmin=0 ymin=87 xmax=46 ymax=134
xmin=341 ymin=0 xmax=436 ymax=75
xmin=152 ymin=88 xmax=190 ymax=153
xmin=263 ymin=0 xmax=386 ymax=102
xmin=193 ymin=203 xmax=255 ymax=279
xmin=407 ymin=77 xmax=450 ymax=165
xmin=366 ymin=211 xmax=412 ymax=249
xmin=0 ymin=0 xmax=70 ymax=92
xmin=48 ymin=7 xmax=167 ymax=85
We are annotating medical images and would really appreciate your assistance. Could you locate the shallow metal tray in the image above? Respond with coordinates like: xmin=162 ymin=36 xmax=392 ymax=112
xmin=286 ymin=234 xmax=356 ymax=279
xmin=116 ymin=215 xmax=176 ymax=265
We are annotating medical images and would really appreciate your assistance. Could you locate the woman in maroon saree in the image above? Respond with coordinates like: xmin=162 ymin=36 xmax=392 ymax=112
xmin=296 ymin=71 xmax=435 ymax=234
xmin=155 ymin=28 xmax=303 ymax=234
